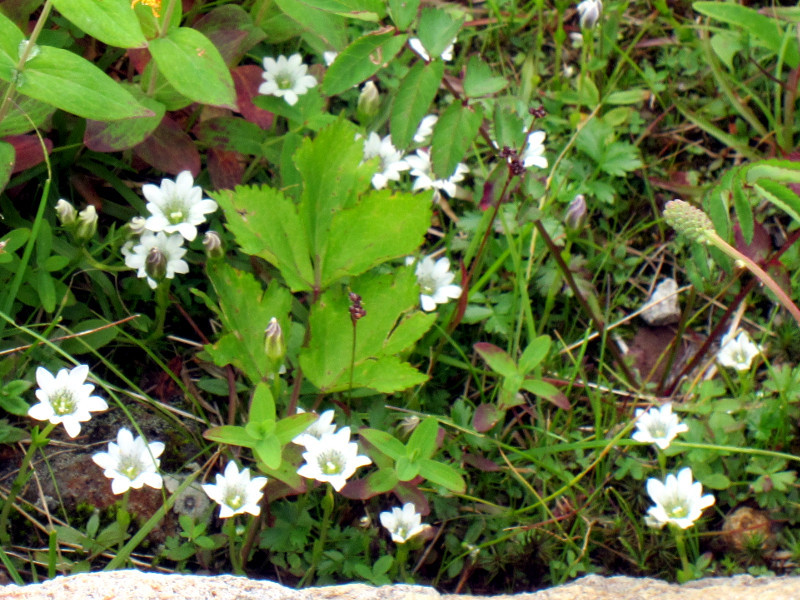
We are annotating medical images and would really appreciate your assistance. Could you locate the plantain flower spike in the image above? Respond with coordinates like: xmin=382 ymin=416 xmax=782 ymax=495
xmin=663 ymin=199 xmax=715 ymax=244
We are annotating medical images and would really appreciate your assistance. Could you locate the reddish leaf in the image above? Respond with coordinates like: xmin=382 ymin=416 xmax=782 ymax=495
xmin=207 ymin=147 xmax=245 ymax=190
xmin=395 ymin=480 xmax=430 ymax=515
xmin=474 ymin=342 xmax=518 ymax=379
xmin=5 ymin=135 xmax=53 ymax=173
xmin=193 ymin=5 xmax=266 ymax=66
xmin=233 ymin=65 xmax=273 ymax=130
xmin=133 ymin=116 xmax=200 ymax=176
xmin=463 ymin=452 xmax=501 ymax=472
xmin=473 ymin=402 xmax=501 ymax=432
xmin=85 ymin=95 xmax=165 ymax=152
xmin=127 ymin=47 xmax=151 ymax=74
xmin=733 ymin=220 xmax=771 ymax=265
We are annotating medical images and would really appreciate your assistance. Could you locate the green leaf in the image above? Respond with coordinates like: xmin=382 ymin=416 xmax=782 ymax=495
xmin=149 ymin=27 xmax=236 ymax=109
xmin=390 ymin=60 xmax=444 ymax=148
xmin=0 ymin=141 xmax=12 ymax=193
xmin=320 ymin=189 xmax=432 ymax=286
xmin=323 ymin=31 xmax=407 ymax=95
xmin=12 ymin=46 xmax=151 ymax=120
xmin=395 ymin=456 xmax=420 ymax=481
xmin=50 ymin=0 xmax=147 ymax=48
xmin=361 ymin=429 xmax=406 ymax=460
xmin=203 ymin=425 xmax=258 ymax=448
xmin=474 ymin=342 xmax=518 ymax=379
xmin=406 ymin=417 xmax=439 ymax=460
xmin=0 ymin=86 xmax=55 ymax=136
xmin=294 ymin=0 xmax=384 ymax=20
xmin=518 ymin=335 xmax=551 ymax=374
xmin=463 ymin=55 xmax=508 ymax=98
xmin=84 ymin=90 xmax=165 ymax=151
xmin=745 ymin=160 xmax=800 ymax=184
xmin=211 ymin=186 xmax=315 ymax=292
xmin=0 ymin=11 xmax=23 ymax=61
xmin=388 ymin=0 xmax=419 ymax=30
xmin=273 ymin=0 xmax=348 ymax=49
xmin=416 ymin=6 xmax=463 ymax=61
xmin=732 ymin=182 xmax=753 ymax=245
xmin=598 ymin=141 xmax=642 ymax=177
xmin=36 ymin=269 xmax=56 ymax=312
xmin=418 ymin=458 xmax=465 ymax=492
xmin=752 ymin=179 xmax=800 ymax=226
xmin=431 ymin=102 xmax=483 ymax=179
xmin=274 ymin=413 xmax=317 ymax=444
xmin=365 ymin=468 xmax=399 ymax=494
xmin=519 ymin=379 xmax=570 ymax=410
xmin=254 ymin=436 xmax=282 ymax=469
xmin=381 ymin=311 xmax=437 ymax=356
xmin=249 ymin=383 xmax=276 ymax=423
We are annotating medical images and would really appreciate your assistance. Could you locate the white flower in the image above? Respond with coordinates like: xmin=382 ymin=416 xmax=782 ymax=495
xmin=297 ymin=427 xmax=372 ymax=491
xmin=202 ymin=461 xmax=268 ymax=518
xmin=91 ymin=427 xmax=165 ymax=495
xmin=124 ymin=231 xmax=189 ymax=289
xmin=521 ymin=130 xmax=548 ymax=169
xmin=142 ymin=171 xmax=218 ymax=241
xmin=292 ymin=408 xmax=337 ymax=448
xmin=323 ymin=51 xmax=338 ymax=66
xmin=632 ymin=403 xmax=688 ymax=450
xmin=362 ymin=133 xmax=409 ymax=190
xmin=28 ymin=365 xmax=108 ymax=438
xmin=413 ymin=115 xmax=438 ymax=144
xmin=408 ymin=37 xmax=455 ymax=62
xmin=576 ymin=0 xmax=602 ymax=28
xmin=717 ymin=330 xmax=761 ymax=371
xmin=410 ymin=255 xmax=463 ymax=312
xmin=645 ymin=467 xmax=715 ymax=529
xmin=405 ymin=149 xmax=469 ymax=198
xmin=259 ymin=53 xmax=317 ymax=106
xmin=379 ymin=503 xmax=428 ymax=544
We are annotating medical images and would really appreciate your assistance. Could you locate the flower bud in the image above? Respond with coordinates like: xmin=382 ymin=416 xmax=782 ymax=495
xmin=55 ymin=199 xmax=77 ymax=227
xmin=577 ymin=0 xmax=602 ymax=29
xmin=203 ymin=231 xmax=224 ymax=260
xmin=264 ymin=317 xmax=286 ymax=361
xmin=75 ymin=205 xmax=98 ymax=241
xmin=564 ymin=194 xmax=587 ymax=232
xmin=357 ymin=81 xmax=380 ymax=125
xmin=663 ymin=199 xmax=714 ymax=244
xmin=129 ymin=216 xmax=147 ymax=235
xmin=145 ymin=247 xmax=167 ymax=283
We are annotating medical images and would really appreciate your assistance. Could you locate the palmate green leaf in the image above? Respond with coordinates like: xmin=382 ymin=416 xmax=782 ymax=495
xmin=752 ymin=179 xmax=800 ymax=226
xmin=381 ymin=311 xmax=437 ymax=355
xmin=0 ymin=141 xmax=12 ymax=194
xmin=390 ymin=60 xmax=444 ymax=148
xmin=463 ymin=55 xmax=508 ymax=98
xmin=598 ymin=141 xmax=642 ymax=177
xmin=51 ymin=0 xmax=147 ymax=48
xmin=418 ymin=458 xmax=465 ymax=493
xmin=149 ymin=27 xmax=236 ymax=109
xmin=416 ymin=6 xmax=463 ymax=61
xmin=323 ymin=31 xmax=407 ymax=95
xmin=320 ymin=189 xmax=431 ymax=287
xmin=431 ymin=102 xmax=483 ymax=179
xmin=211 ymin=185 xmax=314 ymax=292
xmin=11 ymin=46 xmax=151 ymax=120
xmin=388 ymin=0 xmax=419 ymax=30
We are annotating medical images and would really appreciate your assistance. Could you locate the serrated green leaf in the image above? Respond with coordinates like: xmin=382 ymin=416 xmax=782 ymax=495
xmin=361 ymin=429 xmax=406 ymax=459
xmin=323 ymin=31 xmax=407 ymax=95
xmin=51 ymin=0 xmax=146 ymax=48
xmin=418 ymin=458 xmax=465 ymax=492
xmin=382 ymin=311 xmax=437 ymax=356
xmin=463 ymin=55 xmax=508 ymax=98
xmin=388 ymin=0 xmax=419 ymax=30
xmin=431 ymin=102 xmax=482 ymax=179
xmin=149 ymin=27 xmax=236 ymax=109
xmin=416 ymin=6 xmax=463 ymax=61
xmin=406 ymin=417 xmax=439 ymax=460
xmin=203 ymin=425 xmax=258 ymax=448
xmin=390 ymin=60 xmax=443 ymax=148
xmin=474 ymin=342 xmax=518 ymax=379
xmin=752 ymin=179 xmax=800 ymax=226
xmin=745 ymin=160 xmax=800 ymax=184
xmin=12 ymin=46 xmax=151 ymax=120
xmin=732 ymin=182 xmax=753 ymax=245
xmin=518 ymin=335 xmax=551 ymax=374
xmin=597 ymin=141 xmax=642 ymax=177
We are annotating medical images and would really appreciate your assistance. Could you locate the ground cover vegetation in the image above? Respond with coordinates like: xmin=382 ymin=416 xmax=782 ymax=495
xmin=1 ymin=0 xmax=800 ymax=593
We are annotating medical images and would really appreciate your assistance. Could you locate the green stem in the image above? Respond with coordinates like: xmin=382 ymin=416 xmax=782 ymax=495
xmin=671 ymin=525 xmax=692 ymax=578
xmin=0 ymin=423 xmax=55 ymax=544
xmin=225 ymin=518 xmax=244 ymax=574
xmin=148 ymin=281 xmax=171 ymax=341
xmin=394 ymin=542 xmax=410 ymax=582
xmin=300 ymin=484 xmax=334 ymax=586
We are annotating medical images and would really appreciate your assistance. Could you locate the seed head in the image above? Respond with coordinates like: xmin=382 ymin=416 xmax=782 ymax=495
xmin=663 ymin=199 xmax=715 ymax=244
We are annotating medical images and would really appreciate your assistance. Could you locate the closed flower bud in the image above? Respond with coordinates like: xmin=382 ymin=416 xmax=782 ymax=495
xmin=264 ymin=317 xmax=286 ymax=361
xmin=357 ymin=81 xmax=380 ymax=125
xmin=129 ymin=216 xmax=147 ymax=235
xmin=75 ymin=205 xmax=98 ymax=241
xmin=145 ymin=247 xmax=168 ymax=283
xmin=576 ymin=0 xmax=602 ymax=29
xmin=565 ymin=194 xmax=587 ymax=232
xmin=55 ymin=199 xmax=77 ymax=227
xmin=203 ymin=231 xmax=224 ymax=260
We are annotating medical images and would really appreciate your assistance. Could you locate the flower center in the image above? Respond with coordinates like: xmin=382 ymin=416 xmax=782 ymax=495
xmin=418 ymin=275 xmax=436 ymax=296
xmin=163 ymin=198 xmax=187 ymax=225
xmin=50 ymin=389 xmax=77 ymax=416
xmin=667 ymin=504 xmax=688 ymax=519
xmin=119 ymin=454 xmax=143 ymax=480
xmin=277 ymin=74 xmax=293 ymax=90
xmin=318 ymin=450 xmax=344 ymax=475
xmin=650 ymin=424 xmax=666 ymax=438
xmin=227 ymin=492 xmax=244 ymax=510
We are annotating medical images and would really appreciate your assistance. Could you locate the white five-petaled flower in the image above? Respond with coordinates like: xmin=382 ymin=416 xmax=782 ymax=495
xmin=292 ymin=408 xmax=337 ymax=448
xmin=142 ymin=171 xmax=218 ymax=242
xmin=259 ymin=54 xmax=317 ymax=106
xmin=645 ymin=467 xmax=715 ymax=530
xmin=632 ymin=403 xmax=688 ymax=450
xmin=576 ymin=0 xmax=602 ymax=28
xmin=202 ymin=461 xmax=268 ymax=518
xmin=296 ymin=427 xmax=372 ymax=492
xmin=380 ymin=503 xmax=429 ymax=544
xmin=408 ymin=255 xmax=463 ymax=312
xmin=408 ymin=37 xmax=456 ymax=62
xmin=91 ymin=427 xmax=165 ymax=495
xmin=521 ymin=130 xmax=548 ymax=169
xmin=717 ymin=330 xmax=762 ymax=371
xmin=405 ymin=149 xmax=469 ymax=199
xmin=414 ymin=115 xmax=438 ymax=144
xmin=28 ymin=365 xmax=107 ymax=438
xmin=124 ymin=231 xmax=189 ymax=289
xmin=362 ymin=133 xmax=409 ymax=190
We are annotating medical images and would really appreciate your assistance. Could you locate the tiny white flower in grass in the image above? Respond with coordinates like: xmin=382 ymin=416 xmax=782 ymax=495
xmin=91 ymin=427 xmax=165 ymax=494
xmin=380 ymin=503 xmax=428 ymax=544
xmin=297 ymin=427 xmax=372 ymax=492
xmin=293 ymin=408 xmax=337 ymax=448
xmin=143 ymin=171 xmax=218 ymax=242
xmin=717 ymin=330 xmax=762 ymax=371
xmin=408 ymin=38 xmax=455 ymax=62
xmin=645 ymin=467 xmax=715 ymax=530
xmin=413 ymin=114 xmax=438 ymax=144
xmin=124 ymin=231 xmax=189 ymax=289
xmin=521 ymin=130 xmax=548 ymax=169
xmin=409 ymin=255 xmax=462 ymax=312
xmin=405 ymin=149 xmax=469 ymax=199
xmin=202 ymin=461 xmax=268 ymax=518
xmin=632 ymin=403 xmax=688 ymax=450
xmin=28 ymin=365 xmax=107 ymax=438
xmin=576 ymin=0 xmax=602 ymax=28
xmin=362 ymin=133 xmax=409 ymax=190
xmin=259 ymin=53 xmax=317 ymax=106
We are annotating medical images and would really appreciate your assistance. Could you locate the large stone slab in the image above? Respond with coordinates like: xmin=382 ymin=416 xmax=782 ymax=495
xmin=2 ymin=570 xmax=800 ymax=600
